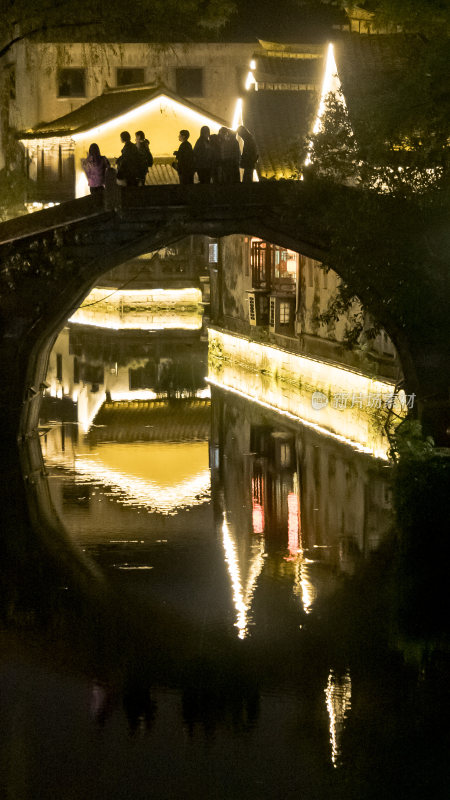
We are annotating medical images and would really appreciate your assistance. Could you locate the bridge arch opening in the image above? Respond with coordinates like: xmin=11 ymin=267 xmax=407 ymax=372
xmin=1 ymin=184 xmax=445 ymax=448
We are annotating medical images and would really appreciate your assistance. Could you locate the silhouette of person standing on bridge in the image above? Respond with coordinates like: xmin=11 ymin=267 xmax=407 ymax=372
xmin=135 ymin=130 xmax=153 ymax=186
xmin=116 ymin=131 xmax=141 ymax=187
xmin=81 ymin=143 xmax=110 ymax=194
xmin=193 ymin=126 xmax=212 ymax=184
xmin=237 ymin=125 xmax=258 ymax=183
xmin=218 ymin=127 xmax=240 ymax=184
xmin=173 ymin=130 xmax=195 ymax=185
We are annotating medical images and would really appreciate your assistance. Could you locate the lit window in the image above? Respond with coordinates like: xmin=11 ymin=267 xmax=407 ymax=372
xmin=116 ymin=68 xmax=145 ymax=87
xmin=279 ymin=302 xmax=290 ymax=324
xmin=58 ymin=69 xmax=86 ymax=98
xmin=176 ymin=68 xmax=203 ymax=97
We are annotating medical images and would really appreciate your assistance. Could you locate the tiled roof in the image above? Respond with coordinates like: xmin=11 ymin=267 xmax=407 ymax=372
xmin=18 ymin=84 xmax=228 ymax=140
xmin=89 ymin=399 xmax=211 ymax=443
xmin=254 ymin=54 xmax=324 ymax=88
xmin=146 ymin=157 xmax=179 ymax=185
xmin=244 ymin=89 xmax=315 ymax=178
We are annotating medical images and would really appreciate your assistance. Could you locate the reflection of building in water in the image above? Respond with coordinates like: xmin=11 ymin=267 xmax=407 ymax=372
xmin=42 ymin=311 xmax=208 ymax=432
xmin=42 ymin=399 xmax=211 ymax=517
xmin=96 ymin=237 xmax=213 ymax=299
xmin=210 ymin=387 xmax=392 ymax=628
xmin=70 ymin=287 xmax=203 ymax=330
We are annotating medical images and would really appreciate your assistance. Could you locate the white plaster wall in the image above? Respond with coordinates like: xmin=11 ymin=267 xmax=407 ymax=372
xmin=9 ymin=41 xmax=253 ymax=132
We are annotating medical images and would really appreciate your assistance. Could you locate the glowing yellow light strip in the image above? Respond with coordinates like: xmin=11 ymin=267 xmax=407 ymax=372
xmin=69 ymin=287 xmax=204 ymax=330
xmin=305 ymin=42 xmax=343 ymax=166
xmin=232 ymin=98 xmax=243 ymax=131
xmin=207 ymin=376 xmax=387 ymax=459
xmin=245 ymin=71 xmax=257 ymax=90
xmin=69 ymin=310 xmax=203 ymax=331
xmin=72 ymin=95 xmax=225 ymax=142
xmin=208 ymin=329 xmax=395 ymax=459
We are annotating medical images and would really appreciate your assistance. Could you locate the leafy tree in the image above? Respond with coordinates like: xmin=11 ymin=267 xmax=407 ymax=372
xmin=0 ymin=0 xmax=237 ymax=60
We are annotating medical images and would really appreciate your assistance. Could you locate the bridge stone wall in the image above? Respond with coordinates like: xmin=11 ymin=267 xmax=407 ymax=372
xmin=0 ymin=181 xmax=448 ymax=447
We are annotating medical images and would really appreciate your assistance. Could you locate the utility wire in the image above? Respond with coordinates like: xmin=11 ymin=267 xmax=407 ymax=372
xmin=79 ymin=255 xmax=157 ymax=309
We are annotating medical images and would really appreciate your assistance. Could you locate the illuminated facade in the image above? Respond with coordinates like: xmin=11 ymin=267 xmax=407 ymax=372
xmin=215 ymin=233 xmax=401 ymax=385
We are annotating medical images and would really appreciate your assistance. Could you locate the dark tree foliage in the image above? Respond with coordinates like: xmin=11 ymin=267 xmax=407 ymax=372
xmin=0 ymin=0 xmax=237 ymax=59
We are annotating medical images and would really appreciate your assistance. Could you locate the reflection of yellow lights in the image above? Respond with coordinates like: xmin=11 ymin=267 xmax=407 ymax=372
xmin=305 ymin=43 xmax=343 ymax=166
xmin=82 ymin=288 xmax=202 ymax=305
xmin=45 ymin=449 xmax=210 ymax=514
xmin=222 ymin=515 xmax=265 ymax=639
xmin=70 ymin=310 xmax=203 ymax=331
xmin=325 ymin=670 xmax=352 ymax=768
xmin=73 ymin=95 xmax=224 ymax=142
xmin=70 ymin=287 xmax=203 ymax=330
xmin=208 ymin=329 xmax=395 ymax=459
xmin=299 ymin=562 xmax=316 ymax=614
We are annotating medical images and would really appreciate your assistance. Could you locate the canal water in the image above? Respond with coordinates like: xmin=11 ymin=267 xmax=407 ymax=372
xmin=1 ymin=320 xmax=449 ymax=800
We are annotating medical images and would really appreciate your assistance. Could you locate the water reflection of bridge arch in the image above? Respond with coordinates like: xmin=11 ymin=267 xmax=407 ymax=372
xmin=0 ymin=181 xmax=448 ymax=444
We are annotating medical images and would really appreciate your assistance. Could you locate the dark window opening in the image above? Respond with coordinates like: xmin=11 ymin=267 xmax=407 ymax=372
xmin=7 ymin=65 xmax=15 ymax=100
xmin=58 ymin=68 xmax=86 ymax=98
xmin=175 ymin=68 xmax=203 ymax=97
xmin=116 ymin=68 xmax=145 ymax=87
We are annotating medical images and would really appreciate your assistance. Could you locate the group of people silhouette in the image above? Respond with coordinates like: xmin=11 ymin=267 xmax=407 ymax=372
xmin=173 ymin=125 xmax=258 ymax=185
xmin=81 ymin=125 xmax=258 ymax=193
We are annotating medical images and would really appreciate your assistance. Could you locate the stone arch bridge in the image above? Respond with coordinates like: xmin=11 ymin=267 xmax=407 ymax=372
xmin=0 ymin=180 xmax=448 ymax=450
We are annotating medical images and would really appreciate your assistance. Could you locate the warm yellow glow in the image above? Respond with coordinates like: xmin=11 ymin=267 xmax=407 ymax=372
xmin=245 ymin=71 xmax=257 ymax=90
xmin=69 ymin=287 xmax=204 ymax=330
xmin=250 ymin=59 xmax=256 ymax=70
xmin=305 ymin=42 xmax=343 ymax=166
xmin=44 ymin=442 xmax=211 ymax=514
xmin=232 ymin=98 xmax=243 ymax=131
xmin=208 ymin=329 xmax=396 ymax=459
xmin=222 ymin=514 xmax=265 ymax=639
xmin=325 ymin=670 xmax=352 ymax=768
xmin=299 ymin=561 xmax=316 ymax=614
xmin=73 ymin=93 xmax=229 ymax=197
xmin=73 ymin=95 xmax=224 ymax=142
xmin=70 ymin=312 xmax=203 ymax=331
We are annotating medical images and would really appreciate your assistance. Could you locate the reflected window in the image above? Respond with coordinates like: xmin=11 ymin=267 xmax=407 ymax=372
xmin=209 ymin=242 xmax=218 ymax=263
xmin=280 ymin=441 xmax=291 ymax=467
xmin=279 ymin=302 xmax=290 ymax=325
xmin=57 ymin=68 xmax=86 ymax=98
